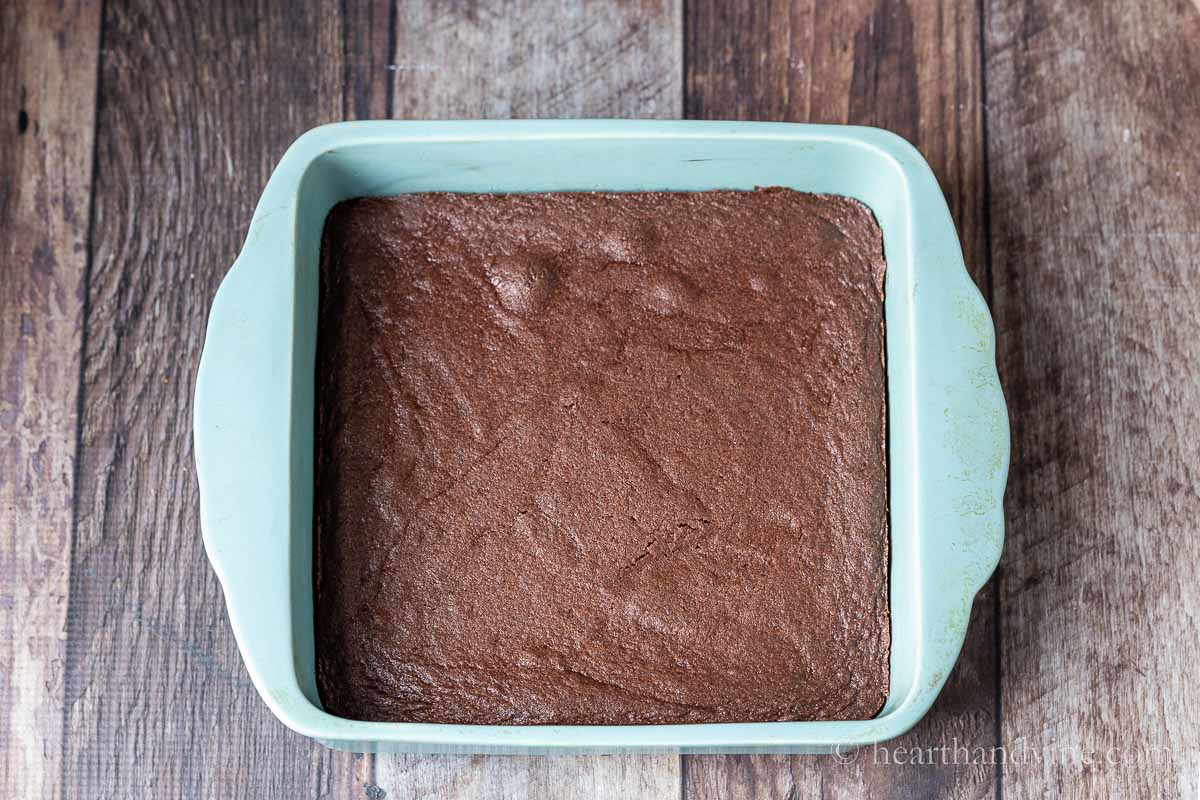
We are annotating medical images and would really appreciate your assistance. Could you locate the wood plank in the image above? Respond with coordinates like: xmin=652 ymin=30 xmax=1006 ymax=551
xmin=389 ymin=0 xmax=682 ymax=119
xmin=374 ymin=756 xmax=684 ymax=800
xmin=343 ymin=0 xmax=395 ymax=120
xmin=685 ymin=2 xmax=998 ymax=798
xmin=0 ymin=2 xmax=101 ymax=799
xmin=57 ymin=2 xmax=380 ymax=797
xmin=374 ymin=1 xmax=683 ymax=794
xmin=985 ymin=1 xmax=1200 ymax=797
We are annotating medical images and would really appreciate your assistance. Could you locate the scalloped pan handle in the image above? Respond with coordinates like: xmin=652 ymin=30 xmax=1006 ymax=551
xmin=193 ymin=240 xmax=308 ymax=711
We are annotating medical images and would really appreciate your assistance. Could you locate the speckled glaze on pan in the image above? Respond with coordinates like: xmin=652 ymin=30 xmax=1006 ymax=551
xmin=193 ymin=120 xmax=1009 ymax=754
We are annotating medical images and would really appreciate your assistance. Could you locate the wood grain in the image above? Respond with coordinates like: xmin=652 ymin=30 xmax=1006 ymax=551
xmin=374 ymin=755 xmax=684 ymax=800
xmin=985 ymin=0 xmax=1200 ymax=797
xmin=389 ymin=0 xmax=682 ymax=119
xmin=57 ymin=1 xmax=370 ymax=797
xmin=685 ymin=2 xmax=998 ymax=798
xmin=374 ymin=1 xmax=684 ymax=794
xmin=0 ymin=3 xmax=101 ymax=799
xmin=343 ymin=0 xmax=395 ymax=120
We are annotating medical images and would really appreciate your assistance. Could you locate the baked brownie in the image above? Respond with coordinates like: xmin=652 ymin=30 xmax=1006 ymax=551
xmin=314 ymin=188 xmax=889 ymax=724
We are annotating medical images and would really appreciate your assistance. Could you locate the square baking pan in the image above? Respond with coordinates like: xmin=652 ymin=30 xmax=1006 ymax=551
xmin=193 ymin=120 xmax=1008 ymax=754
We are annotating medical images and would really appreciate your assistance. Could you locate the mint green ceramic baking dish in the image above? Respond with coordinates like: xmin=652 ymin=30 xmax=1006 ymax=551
xmin=193 ymin=120 xmax=1008 ymax=754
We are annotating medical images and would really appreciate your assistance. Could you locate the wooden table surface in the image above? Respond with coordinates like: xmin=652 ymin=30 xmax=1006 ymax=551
xmin=3 ymin=1 xmax=1199 ymax=798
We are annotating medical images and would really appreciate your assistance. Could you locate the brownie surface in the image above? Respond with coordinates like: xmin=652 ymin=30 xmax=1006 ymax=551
xmin=314 ymin=188 xmax=889 ymax=724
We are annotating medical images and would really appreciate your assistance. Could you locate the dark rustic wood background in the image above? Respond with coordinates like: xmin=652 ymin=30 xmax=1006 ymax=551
xmin=2 ymin=0 xmax=1199 ymax=798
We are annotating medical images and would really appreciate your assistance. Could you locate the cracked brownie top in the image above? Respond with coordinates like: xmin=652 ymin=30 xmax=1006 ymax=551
xmin=314 ymin=188 xmax=889 ymax=725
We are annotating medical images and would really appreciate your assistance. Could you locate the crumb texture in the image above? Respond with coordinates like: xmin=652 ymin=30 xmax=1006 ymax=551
xmin=315 ymin=189 xmax=888 ymax=724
